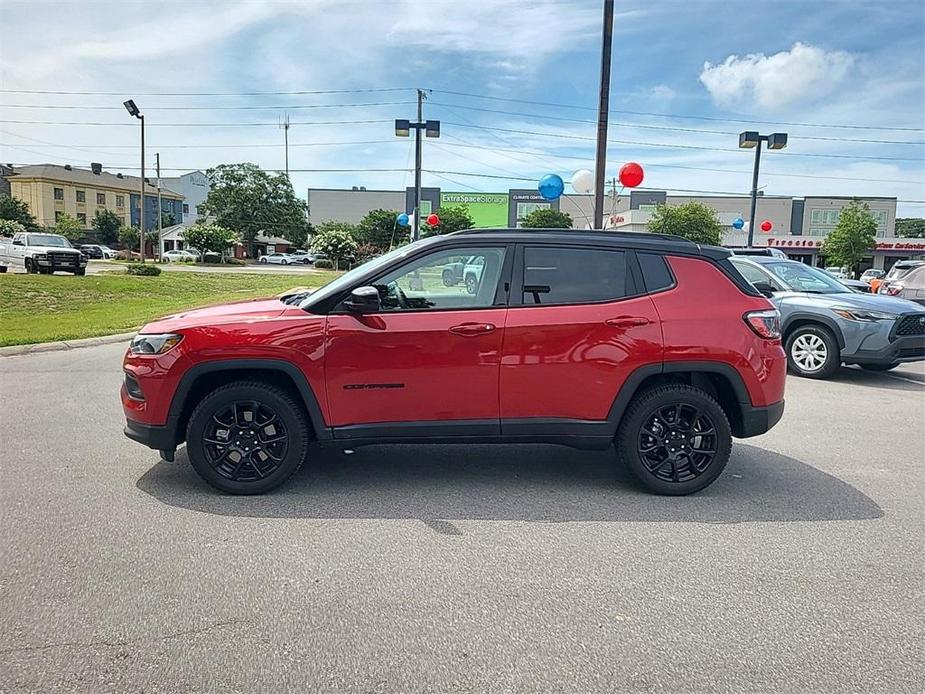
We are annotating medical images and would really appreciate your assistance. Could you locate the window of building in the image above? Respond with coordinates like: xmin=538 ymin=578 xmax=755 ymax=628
xmin=515 ymin=202 xmax=550 ymax=227
xmin=824 ymin=210 xmax=839 ymax=225
xmin=419 ymin=200 xmax=433 ymax=216
xmin=810 ymin=209 xmax=823 ymax=224
xmin=521 ymin=247 xmax=628 ymax=305
xmin=54 ymin=187 xmax=64 ymax=200
xmin=116 ymin=195 xmax=125 ymax=207
xmin=97 ymin=192 xmax=106 ymax=205
xmin=77 ymin=212 xmax=87 ymax=225
xmin=76 ymin=190 xmax=86 ymax=203
xmin=182 ymin=203 xmax=189 ymax=214
xmin=55 ymin=211 xmax=63 ymax=222
xmin=193 ymin=205 xmax=199 ymax=215
xmin=809 ymin=227 xmax=826 ymax=236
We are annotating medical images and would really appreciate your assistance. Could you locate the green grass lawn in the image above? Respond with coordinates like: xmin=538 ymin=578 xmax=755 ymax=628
xmin=0 ymin=270 xmax=340 ymax=347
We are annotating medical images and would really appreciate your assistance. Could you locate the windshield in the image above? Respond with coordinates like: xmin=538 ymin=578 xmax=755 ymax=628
xmin=298 ymin=237 xmax=441 ymax=310
xmin=27 ymin=234 xmax=71 ymax=247
xmin=763 ymin=261 xmax=851 ymax=294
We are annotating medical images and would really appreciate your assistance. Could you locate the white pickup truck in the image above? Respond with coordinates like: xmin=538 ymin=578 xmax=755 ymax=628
xmin=0 ymin=231 xmax=88 ymax=275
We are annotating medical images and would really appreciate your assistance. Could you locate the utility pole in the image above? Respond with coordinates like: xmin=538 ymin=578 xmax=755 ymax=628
xmin=156 ymin=152 xmax=163 ymax=259
xmin=593 ymin=0 xmax=615 ymax=230
xmin=394 ymin=90 xmax=439 ymax=242
xmin=139 ymin=115 xmax=146 ymax=262
xmin=280 ymin=113 xmax=290 ymax=180
xmin=738 ymin=131 xmax=788 ymax=247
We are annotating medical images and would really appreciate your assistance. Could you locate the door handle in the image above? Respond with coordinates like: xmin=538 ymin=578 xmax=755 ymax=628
xmin=605 ymin=316 xmax=650 ymax=328
xmin=449 ymin=323 xmax=496 ymax=336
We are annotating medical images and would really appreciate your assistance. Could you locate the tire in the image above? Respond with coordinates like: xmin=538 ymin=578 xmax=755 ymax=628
xmin=281 ymin=259 xmax=288 ymax=265
xmin=75 ymin=268 xmax=86 ymax=276
xmin=259 ymin=257 xmax=267 ymax=264
xmin=442 ymin=269 xmax=455 ymax=287
xmin=465 ymin=274 xmax=478 ymax=295
xmin=25 ymin=259 xmax=35 ymax=274
xmin=185 ymin=381 xmax=310 ymax=495
xmin=615 ymin=384 xmax=732 ymax=496
xmin=785 ymin=324 xmax=840 ymax=379
xmin=860 ymin=363 xmax=899 ymax=372
xmin=0 ymin=265 xmax=6 ymax=273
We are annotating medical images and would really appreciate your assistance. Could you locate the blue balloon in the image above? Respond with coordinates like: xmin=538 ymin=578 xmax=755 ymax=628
xmin=538 ymin=173 xmax=564 ymax=201
xmin=396 ymin=212 xmax=410 ymax=226
xmin=732 ymin=217 xmax=745 ymax=229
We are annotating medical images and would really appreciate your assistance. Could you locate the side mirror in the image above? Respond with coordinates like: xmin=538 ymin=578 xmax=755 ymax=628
xmin=344 ymin=286 xmax=380 ymax=313
xmin=12 ymin=239 xmax=23 ymax=246
xmin=752 ymin=281 xmax=776 ymax=299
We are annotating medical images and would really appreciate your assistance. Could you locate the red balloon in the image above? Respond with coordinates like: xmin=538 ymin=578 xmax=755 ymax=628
xmin=618 ymin=161 xmax=644 ymax=188
xmin=760 ymin=220 xmax=773 ymax=232
xmin=426 ymin=213 xmax=440 ymax=226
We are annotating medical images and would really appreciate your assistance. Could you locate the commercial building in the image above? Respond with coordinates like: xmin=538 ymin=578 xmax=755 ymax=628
xmin=3 ymin=164 xmax=184 ymax=231
xmin=159 ymin=170 xmax=210 ymax=222
xmin=307 ymin=186 xmax=922 ymax=272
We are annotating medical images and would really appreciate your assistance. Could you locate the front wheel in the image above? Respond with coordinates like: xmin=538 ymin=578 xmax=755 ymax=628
xmin=785 ymin=325 xmax=840 ymax=379
xmin=259 ymin=257 xmax=267 ymax=263
xmin=615 ymin=384 xmax=732 ymax=495
xmin=465 ymin=274 xmax=478 ymax=295
xmin=185 ymin=382 xmax=310 ymax=494
xmin=25 ymin=259 xmax=35 ymax=274
xmin=442 ymin=269 xmax=455 ymax=287
xmin=281 ymin=259 xmax=288 ymax=265
xmin=74 ymin=268 xmax=86 ymax=276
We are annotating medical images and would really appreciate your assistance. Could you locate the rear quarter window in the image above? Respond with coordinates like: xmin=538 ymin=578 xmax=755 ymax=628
xmin=637 ymin=253 xmax=674 ymax=292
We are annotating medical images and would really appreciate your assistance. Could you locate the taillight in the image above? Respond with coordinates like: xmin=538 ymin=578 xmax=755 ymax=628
xmin=886 ymin=285 xmax=902 ymax=296
xmin=744 ymin=309 xmax=781 ymax=339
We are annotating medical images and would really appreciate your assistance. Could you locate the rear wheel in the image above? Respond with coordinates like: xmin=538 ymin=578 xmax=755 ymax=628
xmin=465 ymin=274 xmax=478 ymax=295
xmin=281 ymin=259 xmax=288 ymax=265
xmin=860 ymin=362 xmax=899 ymax=372
xmin=259 ymin=257 xmax=267 ymax=263
xmin=185 ymin=382 xmax=309 ymax=494
xmin=785 ymin=325 xmax=840 ymax=379
xmin=615 ymin=384 xmax=732 ymax=495
xmin=442 ymin=269 xmax=455 ymax=287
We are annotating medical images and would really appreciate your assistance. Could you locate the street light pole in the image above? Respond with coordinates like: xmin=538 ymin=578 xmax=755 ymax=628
xmin=593 ymin=0 xmax=614 ymax=229
xmin=124 ymin=99 xmax=146 ymax=262
xmin=739 ymin=131 xmax=788 ymax=248
xmin=156 ymin=152 xmax=162 ymax=259
xmin=395 ymin=91 xmax=440 ymax=243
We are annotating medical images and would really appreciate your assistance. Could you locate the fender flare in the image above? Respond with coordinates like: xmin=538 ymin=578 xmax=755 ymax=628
xmin=782 ymin=312 xmax=846 ymax=350
xmin=167 ymin=359 xmax=331 ymax=442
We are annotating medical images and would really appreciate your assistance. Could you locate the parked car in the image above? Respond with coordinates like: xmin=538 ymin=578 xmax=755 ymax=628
xmin=79 ymin=244 xmax=106 ymax=259
xmin=878 ymin=260 xmax=925 ymax=295
xmin=729 ymin=247 xmax=789 ymax=259
xmin=880 ymin=264 xmax=925 ymax=306
xmin=729 ymin=256 xmax=925 ymax=378
xmin=122 ymin=229 xmax=787 ymax=496
xmin=823 ymin=266 xmax=851 ymax=280
xmin=860 ymin=269 xmax=884 ymax=283
xmin=441 ymin=254 xmax=487 ymax=294
xmin=0 ymin=231 xmax=88 ymax=275
xmin=161 ymin=249 xmax=198 ymax=262
xmin=98 ymin=245 xmax=116 ymax=259
xmin=839 ymin=278 xmax=871 ymax=293
xmin=259 ymin=252 xmax=297 ymax=265
xmin=289 ymin=250 xmax=315 ymax=264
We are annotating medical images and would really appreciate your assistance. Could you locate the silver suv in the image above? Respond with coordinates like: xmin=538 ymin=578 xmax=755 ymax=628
xmin=730 ymin=256 xmax=925 ymax=378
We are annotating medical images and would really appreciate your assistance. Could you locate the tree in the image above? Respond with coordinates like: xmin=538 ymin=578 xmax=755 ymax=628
xmin=896 ymin=218 xmax=925 ymax=238
xmin=520 ymin=208 xmax=573 ymax=229
xmin=821 ymin=199 xmax=877 ymax=273
xmin=313 ymin=222 xmax=358 ymax=271
xmin=160 ymin=211 xmax=176 ymax=228
xmin=356 ymin=209 xmax=400 ymax=252
xmin=92 ymin=209 xmax=122 ymax=246
xmin=423 ymin=205 xmax=474 ymax=237
xmin=199 ymin=163 xmax=310 ymax=255
xmin=54 ymin=213 xmax=84 ymax=242
xmin=118 ymin=225 xmax=158 ymax=251
xmin=181 ymin=222 xmax=239 ymax=260
xmin=0 ymin=196 xmax=40 ymax=231
xmin=647 ymin=202 xmax=722 ymax=246
xmin=0 ymin=219 xmax=26 ymax=237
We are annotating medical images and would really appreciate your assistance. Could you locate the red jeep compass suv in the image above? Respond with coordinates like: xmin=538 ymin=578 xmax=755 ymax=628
xmin=122 ymin=229 xmax=786 ymax=495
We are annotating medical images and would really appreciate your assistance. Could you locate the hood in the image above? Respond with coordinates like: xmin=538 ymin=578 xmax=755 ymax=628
xmin=783 ymin=290 xmax=925 ymax=314
xmin=31 ymin=245 xmax=82 ymax=254
xmin=142 ymin=297 xmax=290 ymax=333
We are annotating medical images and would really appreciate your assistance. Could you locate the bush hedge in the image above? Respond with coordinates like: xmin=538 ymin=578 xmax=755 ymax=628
xmin=126 ymin=263 xmax=162 ymax=276
xmin=314 ymin=259 xmax=333 ymax=269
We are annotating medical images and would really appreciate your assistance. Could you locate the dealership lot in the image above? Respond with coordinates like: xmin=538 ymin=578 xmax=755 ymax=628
xmin=0 ymin=342 xmax=922 ymax=693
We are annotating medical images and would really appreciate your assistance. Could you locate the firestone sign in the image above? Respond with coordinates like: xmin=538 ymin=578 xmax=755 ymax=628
xmin=768 ymin=238 xmax=925 ymax=251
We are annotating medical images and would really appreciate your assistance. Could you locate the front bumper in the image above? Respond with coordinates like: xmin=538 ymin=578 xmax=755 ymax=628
xmin=736 ymin=399 xmax=785 ymax=438
xmin=124 ymin=418 xmax=175 ymax=451
xmin=845 ymin=335 xmax=925 ymax=365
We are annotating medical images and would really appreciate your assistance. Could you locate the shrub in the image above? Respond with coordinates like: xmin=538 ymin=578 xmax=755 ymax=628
xmin=314 ymin=259 xmax=333 ymax=269
xmin=203 ymin=256 xmax=245 ymax=265
xmin=126 ymin=263 xmax=161 ymax=276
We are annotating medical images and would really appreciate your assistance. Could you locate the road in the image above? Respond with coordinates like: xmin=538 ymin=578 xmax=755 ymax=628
xmin=1 ymin=343 xmax=923 ymax=693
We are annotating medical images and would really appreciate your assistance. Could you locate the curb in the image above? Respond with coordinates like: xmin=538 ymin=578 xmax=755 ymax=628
xmin=0 ymin=332 xmax=135 ymax=357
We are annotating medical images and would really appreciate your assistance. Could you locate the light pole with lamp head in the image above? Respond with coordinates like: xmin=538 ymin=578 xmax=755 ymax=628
xmin=395 ymin=90 xmax=440 ymax=242
xmin=124 ymin=99 xmax=145 ymax=261
xmin=739 ymin=131 xmax=787 ymax=247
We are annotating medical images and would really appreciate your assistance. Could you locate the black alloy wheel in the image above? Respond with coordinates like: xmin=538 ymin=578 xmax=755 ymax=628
xmin=616 ymin=384 xmax=732 ymax=495
xmin=186 ymin=382 xmax=309 ymax=494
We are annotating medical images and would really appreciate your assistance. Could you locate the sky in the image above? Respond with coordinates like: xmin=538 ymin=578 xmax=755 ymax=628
xmin=1 ymin=0 xmax=923 ymax=217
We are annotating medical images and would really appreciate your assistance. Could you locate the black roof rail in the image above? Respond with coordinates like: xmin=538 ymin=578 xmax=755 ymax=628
xmin=451 ymin=227 xmax=696 ymax=245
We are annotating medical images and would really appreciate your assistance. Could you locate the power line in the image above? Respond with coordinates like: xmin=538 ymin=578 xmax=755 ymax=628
xmin=0 ymin=118 xmax=393 ymax=127
xmin=429 ymin=89 xmax=925 ymax=133
xmin=1 ymin=100 xmax=415 ymax=111
xmin=0 ymin=87 xmax=415 ymax=97
xmin=443 ymin=122 xmax=925 ymax=162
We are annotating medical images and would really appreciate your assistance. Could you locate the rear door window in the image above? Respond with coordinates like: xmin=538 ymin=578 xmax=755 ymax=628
xmin=519 ymin=246 xmax=628 ymax=305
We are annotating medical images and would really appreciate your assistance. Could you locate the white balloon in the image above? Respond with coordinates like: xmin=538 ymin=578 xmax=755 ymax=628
xmin=571 ymin=169 xmax=594 ymax=194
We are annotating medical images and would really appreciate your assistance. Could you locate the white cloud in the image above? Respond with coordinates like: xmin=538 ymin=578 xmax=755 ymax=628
xmin=699 ymin=42 xmax=855 ymax=109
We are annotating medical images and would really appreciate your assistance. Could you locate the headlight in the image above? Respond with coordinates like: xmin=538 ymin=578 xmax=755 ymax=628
xmin=830 ymin=307 xmax=897 ymax=322
xmin=34 ymin=253 xmax=48 ymax=260
xmin=130 ymin=333 xmax=183 ymax=355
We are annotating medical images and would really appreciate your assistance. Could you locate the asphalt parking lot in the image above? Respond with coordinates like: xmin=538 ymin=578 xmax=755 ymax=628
xmin=1 ymin=342 xmax=923 ymax=693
